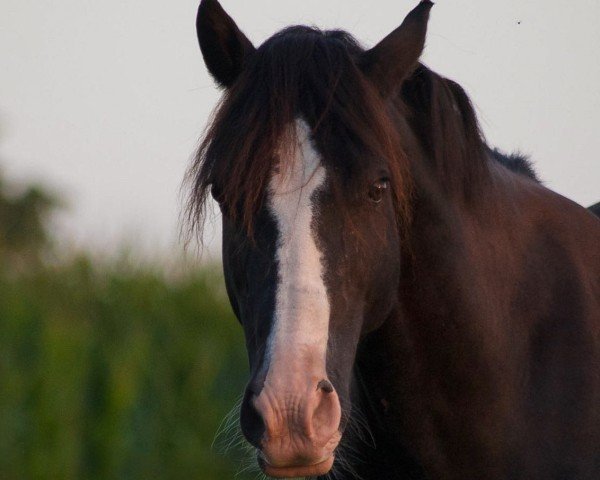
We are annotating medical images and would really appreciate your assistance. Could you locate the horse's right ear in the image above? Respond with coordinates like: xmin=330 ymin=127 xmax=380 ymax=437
xmin=196 ymin=0 xmax=255 ymax=88
xmin=360 ymin=1 xmax=433 ymax=98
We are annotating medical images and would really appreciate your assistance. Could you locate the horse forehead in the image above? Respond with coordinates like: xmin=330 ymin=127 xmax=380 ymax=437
xmin=269 ymin=119 xmax=326 ymax=210
xmin=267 ymin=118 xmax=327 ymax=245
xmin=271 ymin=120 xmax=324 ymax=194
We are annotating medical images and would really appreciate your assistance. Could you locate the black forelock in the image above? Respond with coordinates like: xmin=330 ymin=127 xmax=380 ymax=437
xmin=185 ymin=24 xmax=412 ymax=241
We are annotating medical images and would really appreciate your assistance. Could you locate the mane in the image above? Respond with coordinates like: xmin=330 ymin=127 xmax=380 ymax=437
xmin=186 ymin=27 xmax=531 ymax=243
xmin=400 ymin=64 xmax=490 ymax=197
xmin=401 ymin=65 xmax=540 ymax=190
xmin=185 ymin=26 xmax=411 ymax=242
xmin=487 ymin=147 xmax=539 ymax=181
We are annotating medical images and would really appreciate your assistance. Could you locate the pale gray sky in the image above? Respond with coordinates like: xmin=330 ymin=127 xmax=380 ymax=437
xmin=1 ymin=0 xmax=599 ymax=258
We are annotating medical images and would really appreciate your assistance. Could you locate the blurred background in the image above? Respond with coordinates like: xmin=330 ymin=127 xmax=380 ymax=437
xmin=0 ymin=0 xmax=598 ymax=479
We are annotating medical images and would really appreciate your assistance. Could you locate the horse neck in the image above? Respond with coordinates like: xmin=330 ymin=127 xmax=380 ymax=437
xmin=349 ymin=144 xmax=513 ymax=465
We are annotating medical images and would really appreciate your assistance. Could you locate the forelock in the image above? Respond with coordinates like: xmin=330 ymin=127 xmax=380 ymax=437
xmin=184 ymin=25 xmax=412 ymax=243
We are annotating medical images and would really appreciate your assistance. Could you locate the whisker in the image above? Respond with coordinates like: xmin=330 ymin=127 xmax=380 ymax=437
xmin=212 ymin=395 xmax=244 ymax=453
xmin=211 ymin=396 xmax=265 ymax=479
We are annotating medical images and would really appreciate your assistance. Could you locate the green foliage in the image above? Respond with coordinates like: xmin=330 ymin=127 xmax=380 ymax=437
xmin=0 ymin=259 xmax=253 ymax=480
xmin=0 ymin=162 xmax=258 ymax=479
xmin=0 ymin=178 xmax=59 ymax=268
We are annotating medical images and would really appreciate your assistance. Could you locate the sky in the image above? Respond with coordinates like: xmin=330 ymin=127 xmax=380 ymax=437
xmin=1 ymin=0 xmax=599 ymax=259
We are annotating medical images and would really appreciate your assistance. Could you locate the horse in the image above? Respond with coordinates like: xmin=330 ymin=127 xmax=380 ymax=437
xmin=186 ymin=1 xmax=600 ymax=478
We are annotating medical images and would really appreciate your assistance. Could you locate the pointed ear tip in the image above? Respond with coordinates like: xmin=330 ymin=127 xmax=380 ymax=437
xmin=407 ymin=1 xmax=433 ymax=21
xmin=198 ymin=0 xmax=222 ymax=15
xmin=197 ymin=0 xmax=229 ymax=30
xmin=417 ymin=0 xmax=435 ymax=12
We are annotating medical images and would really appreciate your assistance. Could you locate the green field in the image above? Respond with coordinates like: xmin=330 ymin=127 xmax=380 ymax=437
xmin=0 ymin=177 xmax=255 ymax=479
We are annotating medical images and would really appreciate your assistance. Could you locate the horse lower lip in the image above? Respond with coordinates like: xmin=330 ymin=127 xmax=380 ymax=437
xmin=259 ymin=456 xmax=335 ymax=478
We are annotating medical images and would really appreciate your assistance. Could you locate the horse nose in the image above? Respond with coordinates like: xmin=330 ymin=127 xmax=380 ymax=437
xmin=240 ymin=378 xmax=339 ymax=449
xmin=243 ymin=376 xmax=341 ymax=475
xmin=253 ymin=377 xmax=339 ymax=437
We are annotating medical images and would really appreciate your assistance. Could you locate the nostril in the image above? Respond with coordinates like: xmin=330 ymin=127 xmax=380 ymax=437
xmin=317 ymin=379 xmax=334 ymax=394
xmin=240 ymin=389 xmax=265 ymax=448
xmin=312 ymin=379 xmax=342 ymax=441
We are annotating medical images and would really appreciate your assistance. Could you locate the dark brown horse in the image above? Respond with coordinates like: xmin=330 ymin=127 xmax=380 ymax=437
xmin=186 ymin=1 xmax=600 ymax=478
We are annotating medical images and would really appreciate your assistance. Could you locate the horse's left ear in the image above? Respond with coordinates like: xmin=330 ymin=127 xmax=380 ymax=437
xmin=360 ymin=1 xmax=433 ymax=98
xmin=196 ymin=0 xmax=256 ymax=88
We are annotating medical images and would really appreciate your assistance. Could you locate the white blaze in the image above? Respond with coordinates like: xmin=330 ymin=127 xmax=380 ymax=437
xmin=266 ymin=119 xmax=330 ymax=372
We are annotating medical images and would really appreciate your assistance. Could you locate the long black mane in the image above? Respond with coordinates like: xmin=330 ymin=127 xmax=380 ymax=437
xmin=186 ymin=26 xmax=537 ymax=240
xmin=185 ymin=26 xmax=411 ymax=240
xmin=400 ymin=64 xmax=539 ymax=191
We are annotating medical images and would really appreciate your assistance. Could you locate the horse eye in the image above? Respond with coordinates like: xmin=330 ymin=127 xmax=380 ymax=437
xmin=368 ymin=179 xmax=390 ymax=204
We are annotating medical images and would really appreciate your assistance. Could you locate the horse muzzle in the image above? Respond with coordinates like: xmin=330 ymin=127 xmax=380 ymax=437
xmin=241 ymin=374 xmax=342 ymax=478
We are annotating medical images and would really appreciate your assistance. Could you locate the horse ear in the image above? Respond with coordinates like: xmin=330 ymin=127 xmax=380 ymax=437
xmin=360 ymin=1 xmax=433 ymax=97
xmin=196 ymin=0 xmax=256 ymax=88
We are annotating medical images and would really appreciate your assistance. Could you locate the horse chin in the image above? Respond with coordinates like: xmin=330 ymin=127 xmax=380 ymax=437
xmin=258 ymin=454 xmax=335 ymax=478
